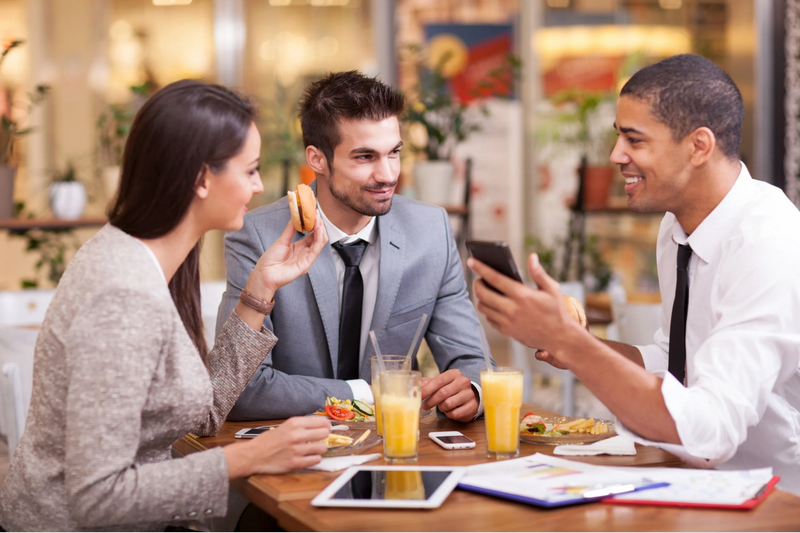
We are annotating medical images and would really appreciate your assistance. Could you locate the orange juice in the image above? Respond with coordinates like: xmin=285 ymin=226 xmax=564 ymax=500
xmin=480 ymin=368 xmax=523 ymax=459
xmin=385 ymin=470 xmax=425 ymax=500
xmin=371 ymin=356 xmax=410 ymax=437
xmin=381 ymin=394 xmax=420 ymax=460
xmin=379 ymin=370 xmax=421 ymax=463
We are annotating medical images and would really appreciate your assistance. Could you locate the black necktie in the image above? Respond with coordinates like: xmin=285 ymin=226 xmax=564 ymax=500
xmin=332 ymin=239 xmax=368 ymax=380
xmin=668 ymin=244 xmax=692 ymax=385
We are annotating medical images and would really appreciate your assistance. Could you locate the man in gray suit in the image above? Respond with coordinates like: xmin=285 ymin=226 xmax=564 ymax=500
xmin=217 ymin=71 xmax=493 ymax=422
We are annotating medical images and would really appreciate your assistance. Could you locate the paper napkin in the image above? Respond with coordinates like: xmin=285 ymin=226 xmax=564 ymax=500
xmin=553 ymin=435 xmax=636 ymax=456
xmin=308 ymin=453 xmax=382 ymax=472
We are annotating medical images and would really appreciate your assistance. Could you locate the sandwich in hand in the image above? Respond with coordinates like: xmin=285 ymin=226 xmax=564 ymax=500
xmin=288 ymin=183 xmax=316 ymax=233
xmin=563 ymin=295 xmax=587 ymax=328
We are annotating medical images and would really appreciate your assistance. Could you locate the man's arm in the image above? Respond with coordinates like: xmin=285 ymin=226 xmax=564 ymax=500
xmin=421 ymin=208 xmax=493 ymax=422
xmin=601 ymin=339 xmax=645 ymax=366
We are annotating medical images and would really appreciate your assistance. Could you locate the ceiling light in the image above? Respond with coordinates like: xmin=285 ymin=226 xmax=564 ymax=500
xmin=152 ymin=0 xmax=192 ymax=6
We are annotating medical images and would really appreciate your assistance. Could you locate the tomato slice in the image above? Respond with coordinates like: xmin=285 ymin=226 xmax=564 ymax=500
xmin=522 ymin=412 xmax=536 ymax=420
xmin=324 ymin=405 xmax=355 ymax=421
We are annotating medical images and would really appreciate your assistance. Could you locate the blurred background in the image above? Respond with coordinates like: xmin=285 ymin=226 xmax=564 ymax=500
xmin=0 ymin=0 xmax=796 ymax=450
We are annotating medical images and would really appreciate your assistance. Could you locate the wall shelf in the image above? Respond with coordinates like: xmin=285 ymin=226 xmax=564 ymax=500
xmin=0 ymin=218 xmax=107 ymax=232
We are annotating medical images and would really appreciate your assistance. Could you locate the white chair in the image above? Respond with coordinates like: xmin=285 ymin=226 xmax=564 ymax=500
xmin=0 ymin=289 xmax=54 ymax=456
xmin=0 ymin=327 xmax=38 ymax=457
xmin=200 ymin=280 xmax=227 ymax=350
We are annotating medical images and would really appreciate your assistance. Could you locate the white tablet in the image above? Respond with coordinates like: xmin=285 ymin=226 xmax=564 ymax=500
xmin=311 ymin=466 xmax=465 ymax=509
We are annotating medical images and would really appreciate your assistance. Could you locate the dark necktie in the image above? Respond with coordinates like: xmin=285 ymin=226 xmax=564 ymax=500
xmin=332 ymin=239 xmax=368 ymax=380
xmin=668 ymin=244 xmax=692 ymax=385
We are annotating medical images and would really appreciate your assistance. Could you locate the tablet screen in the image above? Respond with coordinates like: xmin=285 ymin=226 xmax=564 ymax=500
xmin=331 ymin=469 xmax=454 ymax=501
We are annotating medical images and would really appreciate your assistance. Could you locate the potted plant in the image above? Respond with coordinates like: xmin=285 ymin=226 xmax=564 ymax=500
xmin=1 ymin=40 xmax=50 ymax=219
xmin=96 ymin=82 xmax=150 ymax=201
xmin=49 ymin=163 xmax=86 ymax=220
xmin=536 ymin=89 xmax=617 ymax=209
xmin=402 ymin=44 xmax=519 ymax=205
xmin=258 ymin=80 xmax=308 ymax=194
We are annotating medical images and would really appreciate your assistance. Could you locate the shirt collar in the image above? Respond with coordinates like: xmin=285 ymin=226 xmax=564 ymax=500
xmin=318 ymin=205 xmax=378 ymax=246
xmin=672 ymin=162 xmax=755 ymax=263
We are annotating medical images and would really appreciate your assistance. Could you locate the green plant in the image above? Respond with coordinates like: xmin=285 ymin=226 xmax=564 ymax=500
xmin=9 ymin=203 xmax=80 ymax=288
xmin=402 ymin=44 xmax=520 ymax=161
xmin=536 ymin=88 xmax=617 ymax=166
xmin=1 ymin=40 xmax=50 ymax=165
xmin=525 ymin=233 xmax=613 ymax=292
xmin=258 ymin=80 xmax=305 ymax=169
xmin=52 ymin=162 xmax=79 ymax=183
xmin=96 ymin=82 xmax=150 ymax=167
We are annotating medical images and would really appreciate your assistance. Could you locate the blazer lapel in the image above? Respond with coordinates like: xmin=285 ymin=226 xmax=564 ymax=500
xmin=305 ymin=180 xmax=342 ymax=375
xmin=362 ymin=214 xmax=405 ymax=377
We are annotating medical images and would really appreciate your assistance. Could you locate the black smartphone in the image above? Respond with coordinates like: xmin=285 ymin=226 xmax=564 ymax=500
xmin=466 ymin=240 xmax=523 ymax=294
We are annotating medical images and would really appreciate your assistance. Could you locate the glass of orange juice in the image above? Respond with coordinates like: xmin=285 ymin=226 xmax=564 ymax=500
xmin=370 ymin=355 xmax=411 ymax=437
xmin=480 ymin=367 xmax=524 ymax=459
xmin=379 ymin=370 xmax=421 ymax=463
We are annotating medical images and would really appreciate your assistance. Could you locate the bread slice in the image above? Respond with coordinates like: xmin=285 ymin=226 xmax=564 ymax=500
xmin=563 ymin=295 xmax=587 ymax=328
xmin=296 ymin=183 xmax=316 ymax=231
xmin=287 ymin=190 xmax=304 ymax=232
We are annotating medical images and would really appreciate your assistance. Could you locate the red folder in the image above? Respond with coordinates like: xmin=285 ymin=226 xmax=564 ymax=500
xmin=602 ymin=476 xmax=780 ymax=510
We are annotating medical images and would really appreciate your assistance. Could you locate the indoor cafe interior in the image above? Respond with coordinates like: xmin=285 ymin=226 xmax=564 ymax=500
xmin=1 ymin=0 xmax=799 ymax=531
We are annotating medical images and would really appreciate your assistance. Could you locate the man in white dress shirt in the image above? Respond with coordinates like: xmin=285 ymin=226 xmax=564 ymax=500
xmin=469 ymin=54 xmax=800 ymax=495
xmin=219 ymin=71 xmax=491 ymax=423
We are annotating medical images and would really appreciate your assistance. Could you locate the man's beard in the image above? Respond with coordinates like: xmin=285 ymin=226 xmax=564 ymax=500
xmin=328 ymin=172 xmax=396 ymax=217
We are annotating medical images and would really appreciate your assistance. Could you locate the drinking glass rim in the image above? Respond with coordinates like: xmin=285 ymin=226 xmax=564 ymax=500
xmin=371 ymin=355 xmax=408 ymax=361
xmin=480 ymin=367 xmax=523 ymax=374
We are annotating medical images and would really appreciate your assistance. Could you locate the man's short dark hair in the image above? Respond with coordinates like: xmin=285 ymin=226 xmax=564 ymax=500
xmin=299 ymin=71 xmax=405 ymax=172
xmin=620 ymin=54 xmax=743 ymax=159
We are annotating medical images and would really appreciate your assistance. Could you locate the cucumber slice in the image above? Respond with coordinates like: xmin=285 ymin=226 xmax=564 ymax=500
xmin=352 ymin=400 xmax=374 ymax=417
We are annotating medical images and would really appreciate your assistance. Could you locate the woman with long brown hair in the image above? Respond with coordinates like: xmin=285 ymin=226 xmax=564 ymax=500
xmin=0 ymin=79 xmax=330 ymax=532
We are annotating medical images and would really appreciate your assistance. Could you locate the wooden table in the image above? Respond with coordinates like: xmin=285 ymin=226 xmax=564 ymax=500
xmin=175 ymin=406 xmax=800 ymax=531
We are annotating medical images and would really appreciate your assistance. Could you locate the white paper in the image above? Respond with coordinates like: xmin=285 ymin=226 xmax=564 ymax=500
xmin=460 ymin=454 xmax=656 ymax=505
xmin=610 ymin=466 xmax=773 ymax=505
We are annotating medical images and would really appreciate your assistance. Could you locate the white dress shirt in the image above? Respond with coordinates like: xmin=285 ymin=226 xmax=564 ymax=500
xmin=619 ymin=164 xmax=800 ymax=496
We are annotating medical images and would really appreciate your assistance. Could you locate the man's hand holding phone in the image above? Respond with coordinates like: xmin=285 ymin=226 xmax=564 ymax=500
xmin=467 ymin=252 xmax=586 ymax=369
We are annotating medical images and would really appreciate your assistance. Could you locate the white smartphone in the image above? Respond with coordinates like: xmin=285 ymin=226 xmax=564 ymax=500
xmin=234 ymin=425 xmax=280 ymax=439
xmin=428 ymin=431 xmax=476 ymax=450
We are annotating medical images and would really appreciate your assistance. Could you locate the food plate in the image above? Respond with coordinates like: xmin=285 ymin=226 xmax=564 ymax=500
xmin=307 ymin=413 xmax=377 ymax=430
xmin=519 ymin=416 xmax=616 ymax=445
xmin=323 ymin=428 xmax=381 ymax=457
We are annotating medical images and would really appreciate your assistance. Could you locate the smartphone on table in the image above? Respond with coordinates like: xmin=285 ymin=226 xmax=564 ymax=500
xmin=465 ymin=240 xmax=523 ymax=294
xmin=234 ymin=425 xmax=280 ymax=439
xmin=428 ymin=431 xmax=477 ymax=450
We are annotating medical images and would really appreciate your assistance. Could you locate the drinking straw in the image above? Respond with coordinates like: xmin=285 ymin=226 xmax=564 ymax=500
xmin=405 ymin=313 xmax=429 ymax=362
xmin=478 ymin=325 xmax=493 ymax=373
xmin=369 ymin=330 xmax=387 ymax=374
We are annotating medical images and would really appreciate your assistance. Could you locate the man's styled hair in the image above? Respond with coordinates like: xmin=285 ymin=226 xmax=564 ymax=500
xmin=299 ymin=71 xmax=405 ymax=172
xmin=620 ymin=54 xmax=743 ymax=159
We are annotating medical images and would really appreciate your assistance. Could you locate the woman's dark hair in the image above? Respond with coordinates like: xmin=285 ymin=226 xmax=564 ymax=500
xmin=620 ymin=54 xmax=743 ymax=159
xmin=108 ymin=79 xmax=257 ymax=361
xmin=299 ymin=71 xmax=404 ymax=172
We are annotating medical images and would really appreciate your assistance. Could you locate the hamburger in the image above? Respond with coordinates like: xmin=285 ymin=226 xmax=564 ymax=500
xmin=563 ymin=295 xmax=587 ymax=328
xmin=288 ymin=183 xmax=316 ymax=233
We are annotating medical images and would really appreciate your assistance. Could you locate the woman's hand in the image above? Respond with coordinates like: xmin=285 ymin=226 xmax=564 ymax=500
xmin=245 ymin=210 xmax=328 ymax=301
xmin=224 ymin=416 xmax=331 ymax=478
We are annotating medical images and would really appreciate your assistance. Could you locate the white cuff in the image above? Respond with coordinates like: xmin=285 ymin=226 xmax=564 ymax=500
xmin=346 ymin=379 xmax=374 ymax=404
xmin=471 ymin=381 xmax=484 ymax=420
xmin=615 ymin=371 xmax=717 ymax=469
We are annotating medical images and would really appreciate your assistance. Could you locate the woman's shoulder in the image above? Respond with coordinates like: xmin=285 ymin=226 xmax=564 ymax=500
xmin=58 ymin=225 xmax=172 ymax=304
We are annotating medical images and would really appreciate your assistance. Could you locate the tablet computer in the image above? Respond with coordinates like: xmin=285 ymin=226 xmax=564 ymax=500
xmin=311 ymin=466 xmax=465 ymax=509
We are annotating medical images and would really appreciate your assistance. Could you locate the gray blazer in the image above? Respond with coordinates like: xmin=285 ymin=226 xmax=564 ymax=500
xmin=0 ymin=225 xmax=276 ymax=532
xmin=218 ymin=183 xmax=491 ymax=420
